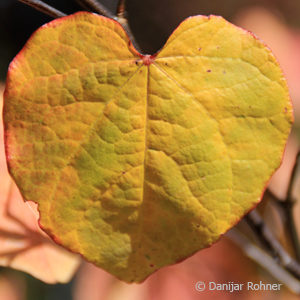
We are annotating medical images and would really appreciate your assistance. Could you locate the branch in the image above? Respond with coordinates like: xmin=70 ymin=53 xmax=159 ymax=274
xmin=227 ymin=228 xmax=300 ymax=294
xmin=264 ymin=188 xmax=281 ymax=202
xmin=287 ymin=151 xmax=300 ymax=201
xmin=265 ymin=150 xmax=300 ymax=261
xmin=117 ymin=0 xmax=126 ymax=19
xmin=76 ymin=0 xmax=114 ymax=18
xmin=115 ymin=0 xmax=142 ymax=53
xmin=245 ymin=209 xmax=300 ymax=279
xmin=18 ymin=0 xmax=66 ymax=18
xmin=284 ymin=151 xmax=300 ymax=260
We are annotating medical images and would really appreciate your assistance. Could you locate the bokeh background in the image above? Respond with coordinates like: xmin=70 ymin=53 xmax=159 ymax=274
xmin=1 ymin=0 xmax=300 ymax=299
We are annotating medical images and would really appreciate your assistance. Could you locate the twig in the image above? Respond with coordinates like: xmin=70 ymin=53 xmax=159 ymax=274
xmin=266 ymin=151 xmax=300 ymax=261
xmin=114 ymin=0 xmax=142 ymax=53
xmin=227 ymin=228 xmax=300 ymax=294
xmin=18 ymin=0 xmax=66 ymax=18
xmin=285 ymin=203 xmax=300 ymax=261
xmin=76 ymin=0 xmax=115 ymax=18
xmin=284 ymin=151 xmax=300 ymax=260
xmin=265 ymin=188 xmax=282 ymax=202
xmin=287 ymin=151 xmax=300 ymax=201
xmin=242 ymin=213 xmax=278 ymax=258
xmin=245 ymin=209 xmax=300 ymax=279
xmin=117 ymin=0 xmax=126 ymax=19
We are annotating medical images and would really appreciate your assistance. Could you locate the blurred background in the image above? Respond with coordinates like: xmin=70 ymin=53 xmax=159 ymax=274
xmin=1 ymin=0 xmax=300 ymax=299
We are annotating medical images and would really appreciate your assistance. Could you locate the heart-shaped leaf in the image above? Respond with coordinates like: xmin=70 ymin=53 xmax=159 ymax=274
xmin=3 ymin=12 xmax=293 ymax=282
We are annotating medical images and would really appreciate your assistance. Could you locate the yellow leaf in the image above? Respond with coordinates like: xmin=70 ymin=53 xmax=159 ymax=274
xmin=3 ymin=12 xmax=293 ymax=282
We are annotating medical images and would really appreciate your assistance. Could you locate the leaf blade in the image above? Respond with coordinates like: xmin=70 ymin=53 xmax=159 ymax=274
xmin=3 ymin=12 xmax=293 ymax=282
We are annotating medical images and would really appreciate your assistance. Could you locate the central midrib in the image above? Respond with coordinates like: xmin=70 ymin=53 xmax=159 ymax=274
xmin=141 ymin=65 xmax=150 ymax=204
